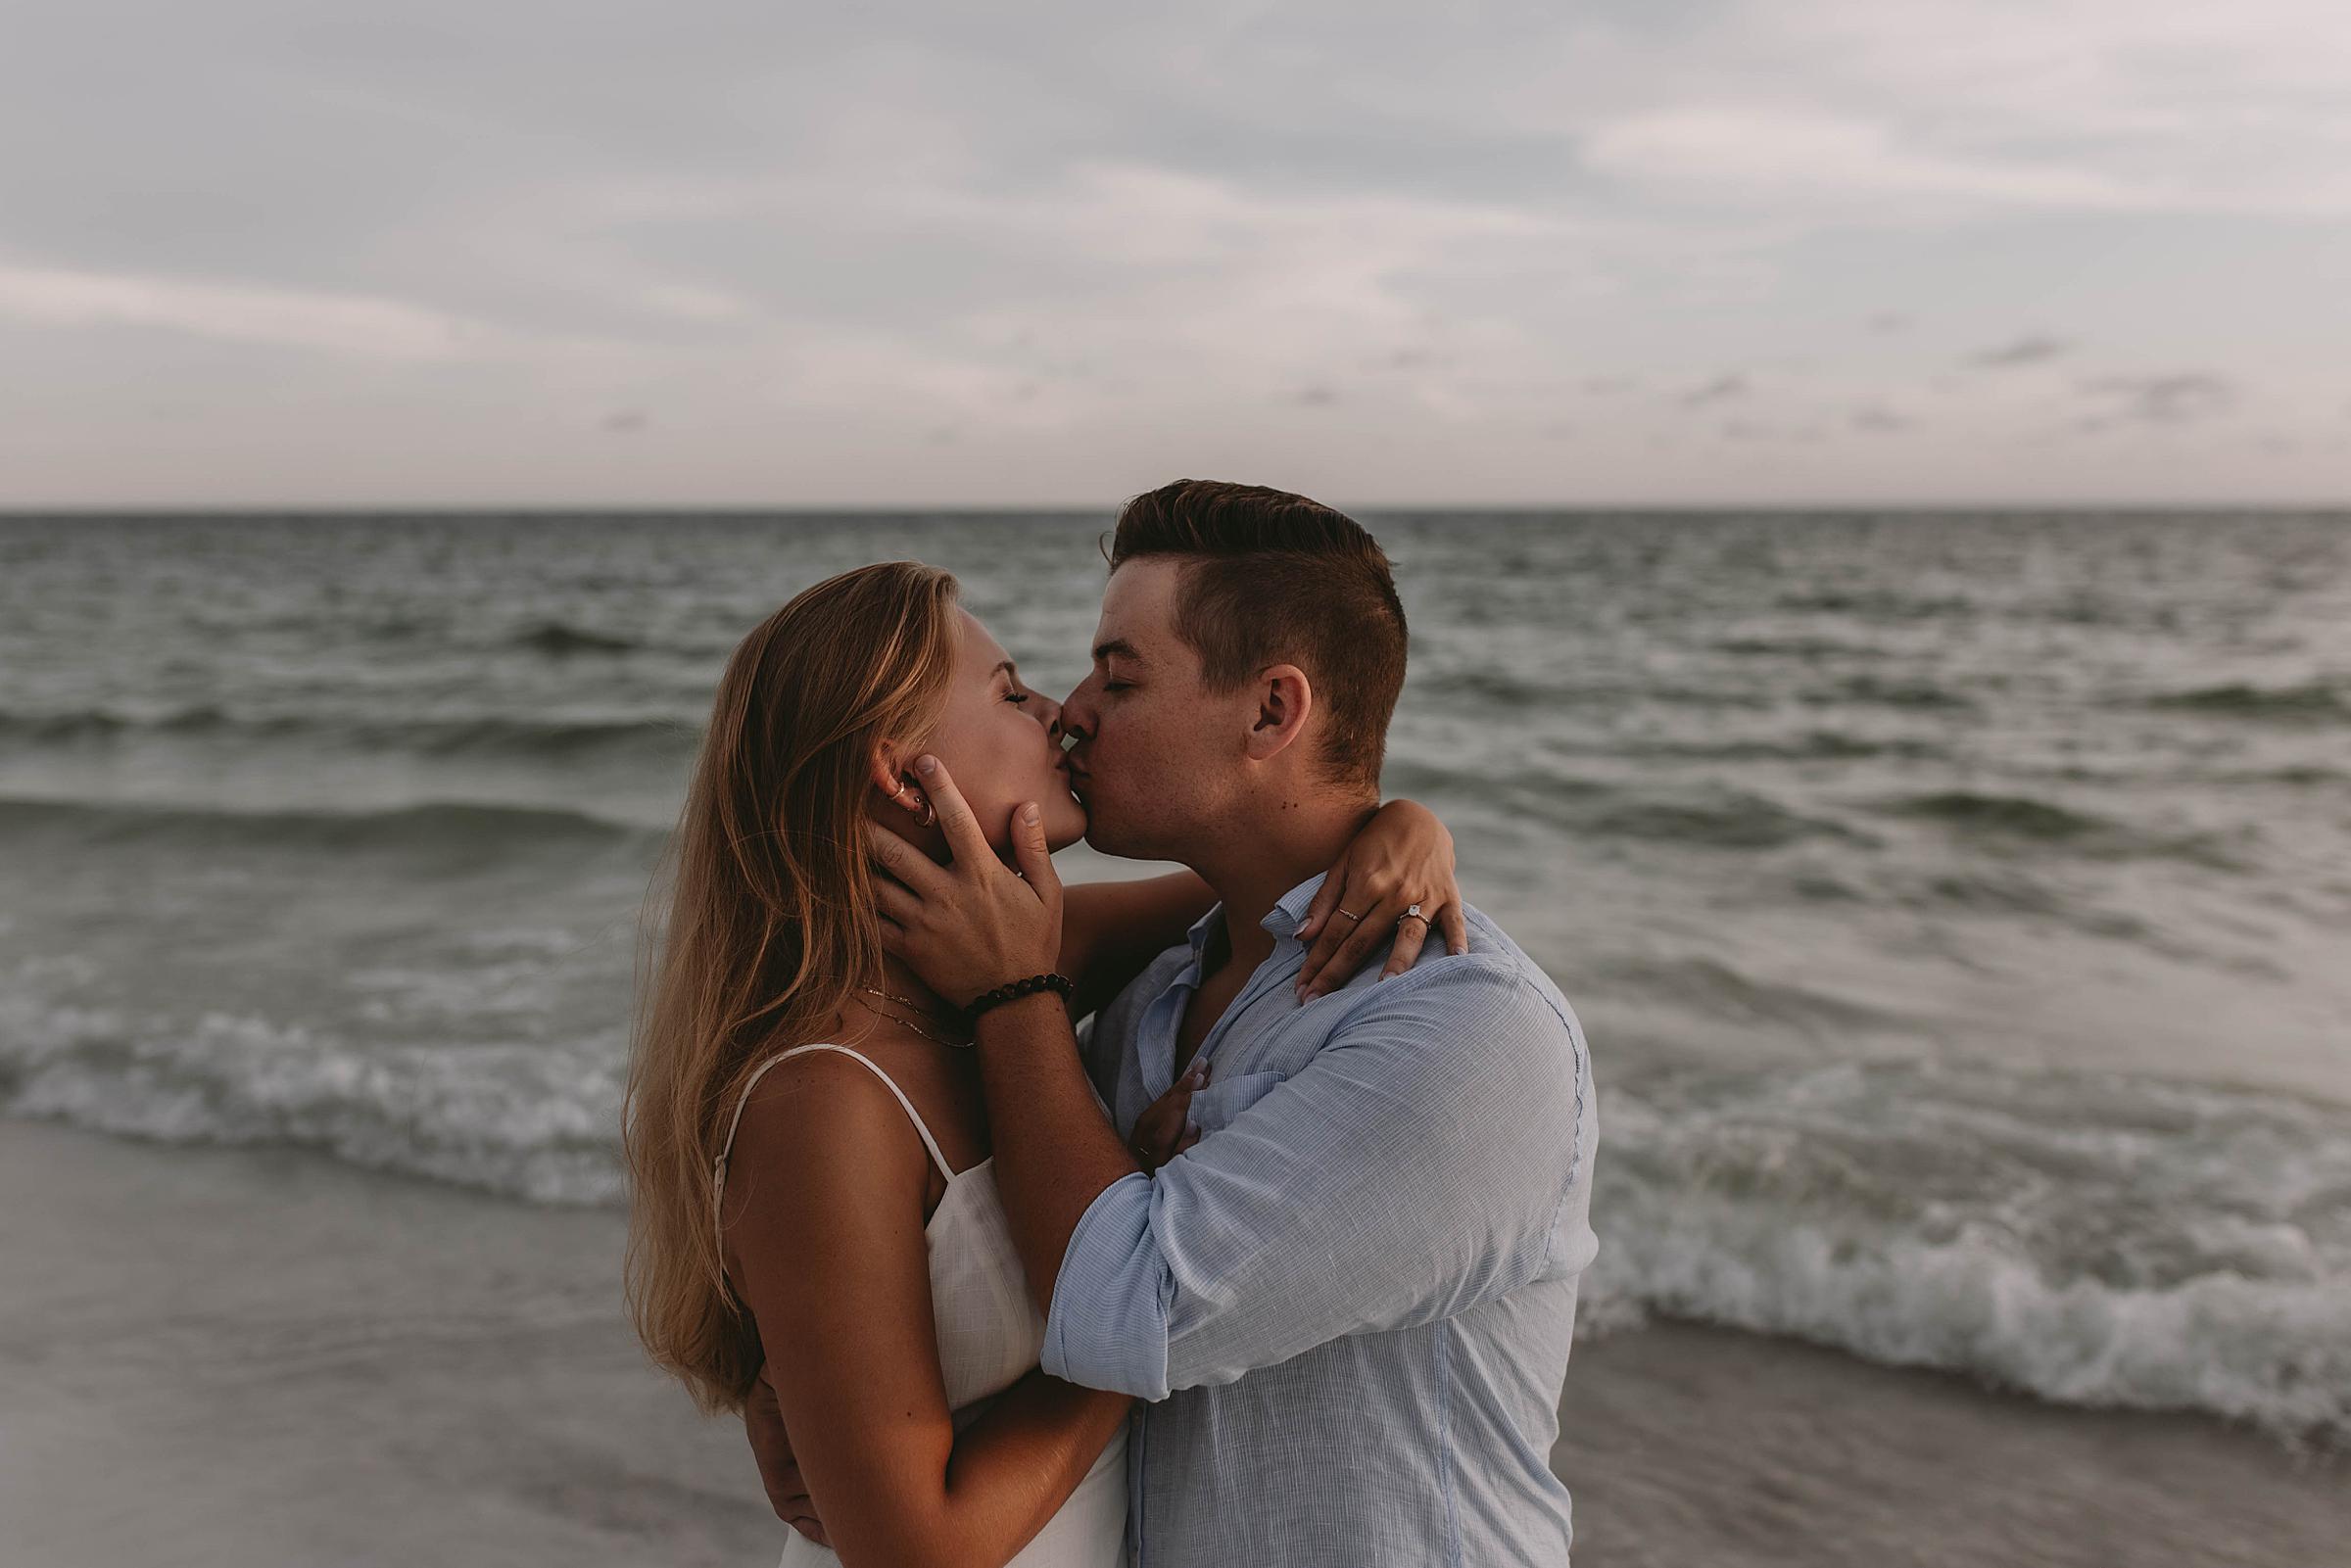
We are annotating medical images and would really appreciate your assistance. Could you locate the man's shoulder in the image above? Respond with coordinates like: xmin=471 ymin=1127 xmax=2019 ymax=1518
xmin=1316 ymin=902 xmax=1594 ymax=1183
xmin=1339 ymin=901 xmax=1581 ymax=1039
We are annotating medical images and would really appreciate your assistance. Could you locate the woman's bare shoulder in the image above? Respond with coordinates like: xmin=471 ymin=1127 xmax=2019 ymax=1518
xmin=722 ymin=1045 xmax=934 ymax=1224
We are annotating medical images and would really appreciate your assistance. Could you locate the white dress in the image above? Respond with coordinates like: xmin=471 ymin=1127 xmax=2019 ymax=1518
xmin=714 ymin=1044 xmax=1128 ymax=1568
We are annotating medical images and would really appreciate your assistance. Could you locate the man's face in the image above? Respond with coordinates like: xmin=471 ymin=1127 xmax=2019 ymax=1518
xmin=1057 ymin=558 xmax=1240 ymax=861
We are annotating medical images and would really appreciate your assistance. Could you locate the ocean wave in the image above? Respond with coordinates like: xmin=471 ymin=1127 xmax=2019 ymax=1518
xmin=1469 ymin=776 xmax=1868 ymax=852
xmin=0 ymin=795 xmax=664 ymax=857
xmin=1710 ymin=635 xmax=1889 ymax=659
xmin=1799 ymin=673 xmax=1975 ymax=710
xmin=1903 ymin=870 xmax=2153 ymax=936
xmin=510 ymin=619 xmax=642 ymax=655
xmin=0 ymin=1000 xmax=627 ymax=1206
xmin=1603 ymin=955 xmax=1907 ymax=1033
xmin=1573 ymin=732 xmax=1952 ymax=765
xmin=1585 ymin=793 xmax=1866 ymax=851
xmin=2143 ymin=681 xmax=2348 ymax=722
xmin=0 ymin=703 xmax=244 ymax=741
xmin=1413 ymin=668 xmax=1774 ymax=710
xmin=0 ymin=704 xmax=702 ymax=761
xmin=3 ymin=999 xmax=2344 ymax=1439
xmin=1877 ymin=788 xmax=2108 ymax=839
xmin=1775 ymin=589 xmax=1977 ymax=620
xmin=1582 ymin=1063 xmax=2351 ymax=1442
xmin=1870 ymin=790 xmax=2247 ymax=867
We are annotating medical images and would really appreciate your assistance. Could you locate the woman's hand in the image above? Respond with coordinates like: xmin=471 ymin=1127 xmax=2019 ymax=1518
xmin=744 ymin=1374 xmax=829 ymax=1547
xmin=1128 ymin=1056 xmax=1208 ymax=1174
xmin=1294 ymin=798 xmax=1470 ymax=1001
xmin=866 ymin=754 xmax=1064 ymax=1009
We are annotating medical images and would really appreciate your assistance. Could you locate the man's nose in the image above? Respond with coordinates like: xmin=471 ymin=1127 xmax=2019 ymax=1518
xmin=1058 ymin=685 xmax=1094 ymax=743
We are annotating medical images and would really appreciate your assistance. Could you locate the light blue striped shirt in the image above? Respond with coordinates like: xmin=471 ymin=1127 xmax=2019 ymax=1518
xmin=1042 ymin=872 xmax=1600 ymax=1566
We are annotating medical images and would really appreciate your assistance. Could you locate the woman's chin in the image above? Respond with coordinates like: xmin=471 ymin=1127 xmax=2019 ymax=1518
xmin=1044 ymin=798 xmax=1088 ymax=851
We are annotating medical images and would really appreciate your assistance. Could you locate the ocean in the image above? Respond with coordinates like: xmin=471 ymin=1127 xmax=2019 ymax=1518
xmin=3 ymin=509 xmax=2346 ymax=1444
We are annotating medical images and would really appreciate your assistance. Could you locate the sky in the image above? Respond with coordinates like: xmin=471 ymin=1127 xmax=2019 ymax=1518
xmin=3 ymin=0 xmax=2348 ymax=508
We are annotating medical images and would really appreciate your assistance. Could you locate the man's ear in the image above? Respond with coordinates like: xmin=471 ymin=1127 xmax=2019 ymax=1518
xmin=1244 ymin=664 xmax=1314 ymax=761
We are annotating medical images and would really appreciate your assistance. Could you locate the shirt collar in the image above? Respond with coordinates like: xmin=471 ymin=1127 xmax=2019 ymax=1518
xmin=1182 ymin=900 xmax=1221 ymax=958
xmin=1263 ymin=872 xmax=1328 ymax=943
xmin=1182 ymin=871 xmax=1329 ymax=957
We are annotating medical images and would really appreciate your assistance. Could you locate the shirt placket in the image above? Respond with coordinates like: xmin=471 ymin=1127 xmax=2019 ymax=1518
xmin=1132 ymin=932 xmax=1307 ymax=1568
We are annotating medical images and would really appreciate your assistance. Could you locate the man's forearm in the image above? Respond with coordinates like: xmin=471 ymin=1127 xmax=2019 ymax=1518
xmin=972 ymin=991 xmax=1139 ymax=1315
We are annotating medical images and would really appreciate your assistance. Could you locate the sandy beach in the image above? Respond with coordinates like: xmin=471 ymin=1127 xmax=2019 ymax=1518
xmin=2 ymin=1118 xmax=2339 ymax=1568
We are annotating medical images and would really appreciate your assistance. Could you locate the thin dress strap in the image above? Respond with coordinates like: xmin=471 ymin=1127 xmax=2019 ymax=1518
xmin=711 ymin=1043 xmax=958 ymax=1271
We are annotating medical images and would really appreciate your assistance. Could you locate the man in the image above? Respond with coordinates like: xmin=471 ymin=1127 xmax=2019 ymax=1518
xmin=770 ymin=479 xmax=1599 ymax=1563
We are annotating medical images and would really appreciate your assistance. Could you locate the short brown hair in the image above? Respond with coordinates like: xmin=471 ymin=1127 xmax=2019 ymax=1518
xmin=1107 ymin=479 xmax=1407 ymax=792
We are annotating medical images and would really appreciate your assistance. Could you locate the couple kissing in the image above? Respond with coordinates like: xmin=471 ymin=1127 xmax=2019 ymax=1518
xmin=626 ymin=478 xmax=1599 ymax=1566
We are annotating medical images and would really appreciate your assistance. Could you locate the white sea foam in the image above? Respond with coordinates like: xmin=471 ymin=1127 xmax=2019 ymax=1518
xmin=4 ymin=1006 xmax=2347 ymax=1440
xmin=1581 ymin=1064 xmax=2351 ymax=1442
xmin=0 ymin=999 xmax=626 ymax=1206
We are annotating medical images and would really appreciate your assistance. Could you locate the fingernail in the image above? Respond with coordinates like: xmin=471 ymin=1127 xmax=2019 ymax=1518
xmin=916 ymin=754 xmax=938 ymax=775
xmin=1185 ymin=1119 xmax=1199 ymax=1138
xmin=1020 ymin=802 xmax=1039 ymax=824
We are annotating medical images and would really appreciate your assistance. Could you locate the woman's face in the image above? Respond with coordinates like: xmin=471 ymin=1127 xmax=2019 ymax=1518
xmin=891 ymin=608 xmax=1085 ymax=855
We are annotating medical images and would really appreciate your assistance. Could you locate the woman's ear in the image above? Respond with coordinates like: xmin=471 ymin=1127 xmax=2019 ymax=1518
xmin=866 ymin=741 xmax=904 ymax=800
xmin=869 ymin=740 xmax=936 ymax=829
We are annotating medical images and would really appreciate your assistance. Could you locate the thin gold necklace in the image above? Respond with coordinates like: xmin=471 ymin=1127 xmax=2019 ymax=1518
xmin=851 ymin=993 xmax=973 ymax=1050
xmin=860 ymin=983 xmax=951 ymax=1020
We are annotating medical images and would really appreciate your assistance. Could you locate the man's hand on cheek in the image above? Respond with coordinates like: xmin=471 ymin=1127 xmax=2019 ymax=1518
xmin=867 ymin=755 xmax=1066 ymax=1008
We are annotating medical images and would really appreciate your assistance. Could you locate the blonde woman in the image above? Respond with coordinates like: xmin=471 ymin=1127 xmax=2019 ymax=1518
xmin=624 ymin=561 xmax=1463 ymax=1568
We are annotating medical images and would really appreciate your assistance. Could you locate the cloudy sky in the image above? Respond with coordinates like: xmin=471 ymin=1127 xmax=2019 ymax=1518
xmin=4 ymin=0 xmax=2348 ymax=507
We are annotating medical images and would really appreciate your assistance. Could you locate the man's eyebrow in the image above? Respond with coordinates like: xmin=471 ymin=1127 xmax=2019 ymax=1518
xmin=1091 ymin=639 xmax=1146 ymax=666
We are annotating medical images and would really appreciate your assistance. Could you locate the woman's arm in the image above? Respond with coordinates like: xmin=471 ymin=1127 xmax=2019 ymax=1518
xmin=1292 ymin=797 xmax=1470 ymax=999
xmin=1058 ymin=872 xmax=1215 ymax=1021
xmin=1055 ymin=799 xmax=1470 ymax=1019
xmin=722 ymin=1053 xmax=1130 ymax=1568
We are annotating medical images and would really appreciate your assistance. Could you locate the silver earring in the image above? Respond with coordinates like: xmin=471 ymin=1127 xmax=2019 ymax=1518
xmin=894 ymin=782 xmax=936 ymax=829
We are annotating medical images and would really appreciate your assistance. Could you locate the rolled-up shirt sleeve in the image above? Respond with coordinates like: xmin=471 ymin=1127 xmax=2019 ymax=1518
xmin=1041 ymin=957 xmax=1589 ymax=1401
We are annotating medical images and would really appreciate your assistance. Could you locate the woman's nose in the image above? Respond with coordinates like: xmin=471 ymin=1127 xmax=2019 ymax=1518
xmin=1030 ymin=688 xmax=1065 ymax=737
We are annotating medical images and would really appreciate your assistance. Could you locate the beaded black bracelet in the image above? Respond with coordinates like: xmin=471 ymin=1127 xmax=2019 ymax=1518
xmin=961 ymin=972 xmax=1075 ymax=1030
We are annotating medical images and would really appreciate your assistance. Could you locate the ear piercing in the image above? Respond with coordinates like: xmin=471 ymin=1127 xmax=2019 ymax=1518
xmin=891 ymin=779 xmax=936 ymax=829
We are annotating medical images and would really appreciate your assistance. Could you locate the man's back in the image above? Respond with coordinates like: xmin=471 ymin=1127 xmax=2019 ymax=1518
xmin=1058 ymin=873 xmax=1599 ymax=1565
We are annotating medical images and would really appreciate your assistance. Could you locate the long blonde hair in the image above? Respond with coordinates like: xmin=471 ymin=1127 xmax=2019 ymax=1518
xmin=623 ymin=560 xmax=962 ymax=1414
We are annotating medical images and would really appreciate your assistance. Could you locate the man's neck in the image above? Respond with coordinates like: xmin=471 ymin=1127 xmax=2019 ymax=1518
xmin=1189 ymin=791 xmax=1381 ymax=975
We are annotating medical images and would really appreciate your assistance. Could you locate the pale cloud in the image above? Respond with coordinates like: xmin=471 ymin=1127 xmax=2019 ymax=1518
xmin=0 ymin=0 xmax=2344 ymax=504
xmin=1678 ymin=374 xmax=1751 ymax=408
xmin=1972 ymin=336 xmax=2073 ymax=368
xmin=1583 ymin=108 xmax=2146 ymax=214
xmin=0 ymin=262 xmax=494 ymax=360
xmin=2080 ymin=372 xmax=2237 ymax=426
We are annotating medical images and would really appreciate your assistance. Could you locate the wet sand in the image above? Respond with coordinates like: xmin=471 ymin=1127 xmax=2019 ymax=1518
xmin=2 ymin=1119 xmax=2339 ymax=1567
